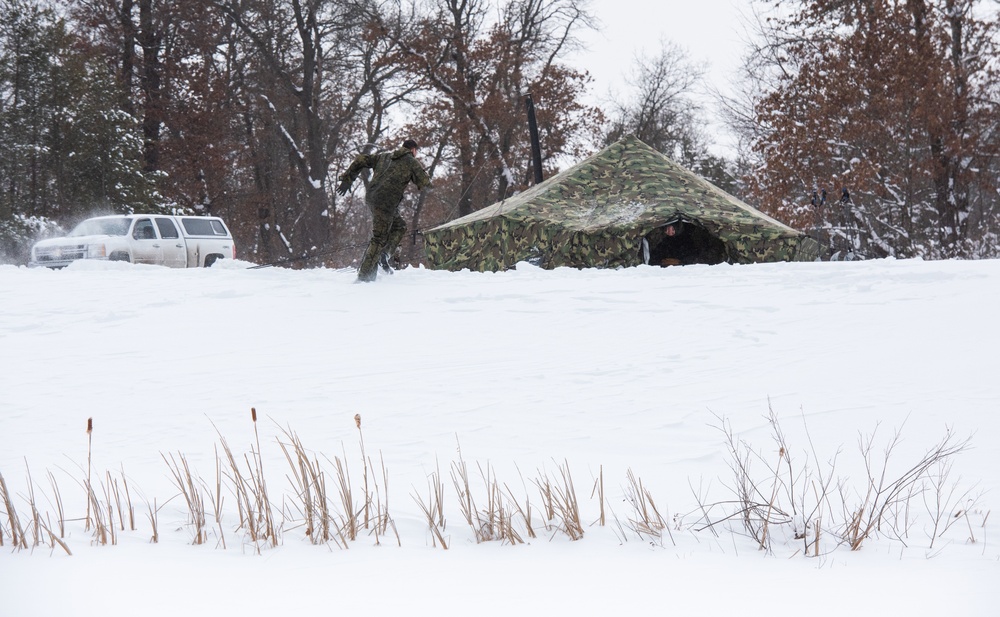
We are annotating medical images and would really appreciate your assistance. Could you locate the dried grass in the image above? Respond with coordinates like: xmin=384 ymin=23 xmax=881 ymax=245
xmin=698 ymin=406 xmax=974 ymax=556
xmin=84 ymin=477 xmax=113 ymax=546
xmin=278 ymin=427 xmax=343 ymax=547
xmin=591 ymin=465 xmax=605 ymax=527
xmin=0 ymin=408 xmax=982 ymax=559
xmin=622 ymin=468 xmax=674 ymax=546
xmin=841 ymin=425 xmax=971 ymax=550
xmin=412 ymin=460 xmax=448 ymax=549
xmin=536 ymin=461 xmax=583 ymax=541
xmin=162 ymin=452 xmax=207 ymax=545
xmin=213 ymin=410 xmax=279 ymax=550
xmin=0 ymin=470 xmax=27 ymax=549
xmin=147 ymin=498 xmax=160 ymax=543
xmin=332 ymin=453 xmax=358 ymax=542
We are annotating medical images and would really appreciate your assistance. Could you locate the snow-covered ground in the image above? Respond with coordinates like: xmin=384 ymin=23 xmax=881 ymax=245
xmin=1 ymin=258 xmax=998 ymax=615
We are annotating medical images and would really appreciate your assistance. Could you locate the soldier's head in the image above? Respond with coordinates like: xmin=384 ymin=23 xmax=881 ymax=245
xmin=402 ymin=139 xmax=419 ymax=155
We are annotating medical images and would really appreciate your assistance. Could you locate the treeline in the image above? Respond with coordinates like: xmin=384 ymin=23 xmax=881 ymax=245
xmin=0 ymin=0 xmax=997 ymax=266
xmin=0 ymin=0 xmax=613 ymax=266
xmin=737 ymin=0 xmax=1000 ymax=259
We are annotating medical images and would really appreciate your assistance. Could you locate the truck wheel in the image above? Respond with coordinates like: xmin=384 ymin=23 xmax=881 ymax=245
xmin=204 ymin=254 xmax=223 ymax=268
xmin=109 ymin=252 xmax=130 ymax=262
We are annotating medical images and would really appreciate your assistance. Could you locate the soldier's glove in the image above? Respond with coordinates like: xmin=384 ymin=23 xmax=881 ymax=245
xmin=336 ymin=180 xmax=352 ymax=196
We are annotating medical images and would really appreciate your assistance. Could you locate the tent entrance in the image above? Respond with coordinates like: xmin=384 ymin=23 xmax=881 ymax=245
xmin=643 ymin=221 xmax=727 ymax=266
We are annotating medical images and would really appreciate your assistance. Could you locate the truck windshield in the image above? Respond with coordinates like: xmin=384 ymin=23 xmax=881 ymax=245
xmin=70 ymin=218 xmax=133 ymax=237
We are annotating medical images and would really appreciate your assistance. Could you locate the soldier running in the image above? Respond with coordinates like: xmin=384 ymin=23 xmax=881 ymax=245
xmin=337 ymin=139 xmax=431 ymax=282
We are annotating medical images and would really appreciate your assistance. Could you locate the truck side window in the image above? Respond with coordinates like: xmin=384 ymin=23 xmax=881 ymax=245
xmin=133 ymin=219 xmax=156 ymax=240
xmin=155 ymin=218 xmax=180 ymax=239
xmin=181 ymin=218 xmax=230 ymax=236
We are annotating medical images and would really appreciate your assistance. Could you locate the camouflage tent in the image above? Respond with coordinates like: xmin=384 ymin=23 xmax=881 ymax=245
xmin=423 ymin=135 xmax=822 ymax=271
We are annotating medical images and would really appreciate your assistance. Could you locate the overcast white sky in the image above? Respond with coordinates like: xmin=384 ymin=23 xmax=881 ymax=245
xmin=569 ymin=0 xmax=754 ymax=156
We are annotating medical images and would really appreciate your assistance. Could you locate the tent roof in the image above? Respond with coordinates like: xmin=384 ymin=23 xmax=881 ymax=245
xmin=429 ymin=135 xmax=802 ymax=237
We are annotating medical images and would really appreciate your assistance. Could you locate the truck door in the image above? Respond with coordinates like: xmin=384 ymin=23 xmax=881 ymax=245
xmin=154 ymin=217 xmax=187 ymax=267
xmin=130 ymin=218 xmax=163 ymax=265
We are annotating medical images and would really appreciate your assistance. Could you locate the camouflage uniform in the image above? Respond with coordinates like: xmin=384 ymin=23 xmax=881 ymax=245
xmin=339 ymin=147 xmax=431 ymax=282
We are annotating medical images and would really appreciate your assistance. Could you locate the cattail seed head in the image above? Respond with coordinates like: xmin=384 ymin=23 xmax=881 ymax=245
xmin=251 ymin=407 xmax=257 ymax=423
xmin=354 ymin=413 xmax=361 ymax=429
xmin=87 ymin=417 xmax=93 ymax=434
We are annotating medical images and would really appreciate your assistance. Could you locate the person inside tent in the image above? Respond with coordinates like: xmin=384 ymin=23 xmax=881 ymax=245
xmin=644 ymin=220 xmax=727 ymax=266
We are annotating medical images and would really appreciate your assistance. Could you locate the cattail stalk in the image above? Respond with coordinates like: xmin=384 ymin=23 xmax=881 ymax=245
xmin=355 ymin=414 xmax=370 ymax=529
xmin=86 ymin=418 xmax=93 ymax=531
xmin=250 ymin=407 xmax=275 ymax=545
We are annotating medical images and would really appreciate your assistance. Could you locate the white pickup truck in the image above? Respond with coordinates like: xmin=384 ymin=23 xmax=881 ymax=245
xmin=29 ymin=214 xmax=236 ymax=268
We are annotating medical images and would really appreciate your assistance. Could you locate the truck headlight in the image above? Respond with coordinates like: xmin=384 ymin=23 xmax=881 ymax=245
xmin=88 ymin=244 xmax=107 ymax=258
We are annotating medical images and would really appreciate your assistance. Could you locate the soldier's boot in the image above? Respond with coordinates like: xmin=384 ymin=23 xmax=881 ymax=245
xmin=378 ymin=252 xmax=394 ymax=274
xmin=357 ymin=243 xmax=382 ymax=282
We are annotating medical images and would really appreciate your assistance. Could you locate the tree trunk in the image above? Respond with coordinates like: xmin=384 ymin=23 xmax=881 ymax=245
xmin=138 ymin=0 xmax=162 ymax=173
xmin=944 ymin=0 xmax=969 ymax=251
xmin=119 ymin=0 xmax=136 ymax=115
xmin=457 ymin=131 xmax=475 ymax=217
xmin=291 ymin=0 xmax=330 ymax=257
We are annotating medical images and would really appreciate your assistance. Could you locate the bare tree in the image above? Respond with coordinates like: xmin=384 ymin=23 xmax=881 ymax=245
xmin=217 ymin=0 xmax=412 ymax=263
xmin=377 ymin=0 xmax=602 ymax=218
xmin=605 ymin=41 xmax=704 ymax=158
xmin=605 ymin=40 xmax=738 ymax=192
xmin=217 ymin=0 xmax=341 ymax=260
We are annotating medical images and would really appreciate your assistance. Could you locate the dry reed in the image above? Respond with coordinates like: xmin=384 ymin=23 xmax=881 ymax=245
xmin=412 ymin=464 xmax=449 ymax=549
xmin=0 ymin=470 xmax=27 ymax=549
xmin=536 ymin=461 xmax=583 ymax=541
xmin=46 ymin=470 xmax=65 ymax=538
xmin=591 ymin=465 xmax=605 ymax=527
xmin=278 ymin=426 xmax=344 ymax=547
xmin=623 ymin=468 xmax=675 ymax=546
xmin=163 ymin=452 xmax=207 ymax=545
xmin=85 ymin=417 xmax=93 ymax=531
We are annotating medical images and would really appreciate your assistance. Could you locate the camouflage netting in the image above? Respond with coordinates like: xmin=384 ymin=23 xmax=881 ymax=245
xmin=423 ymin=135 xmax=822 ymax=271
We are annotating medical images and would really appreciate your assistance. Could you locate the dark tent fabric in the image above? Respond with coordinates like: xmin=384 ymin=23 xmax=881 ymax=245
xmin=424 ymin=136 xmax=822 ymax=271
